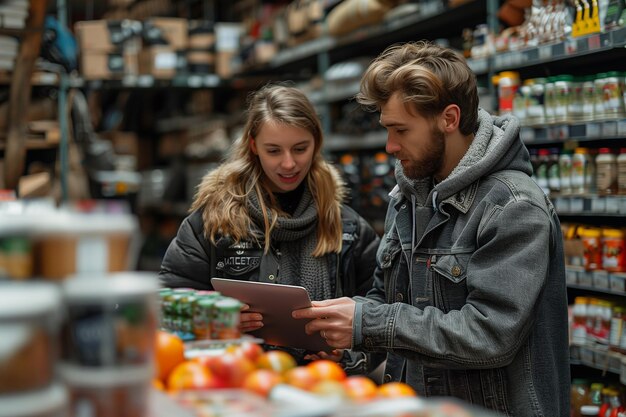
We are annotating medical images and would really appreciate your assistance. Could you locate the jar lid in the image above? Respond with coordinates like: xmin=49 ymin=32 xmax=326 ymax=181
xmin=580 ymin=405 xmax=600 ymax=416
xmin=0 ymin=282 xmax=62 ymax=319
xmin=59 ymin=363 xmax=153 ymax=386
xmin=0 ymin=383 xmax=68 ymax=417
xmin=63 ymin=272 xmax=159 ymax=302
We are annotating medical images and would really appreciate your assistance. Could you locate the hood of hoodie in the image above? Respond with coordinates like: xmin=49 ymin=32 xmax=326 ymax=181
xmin=394 ymin=109 xmax=531 ymax=208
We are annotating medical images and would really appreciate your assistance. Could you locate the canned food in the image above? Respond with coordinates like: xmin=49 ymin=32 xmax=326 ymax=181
xmin=193 ymin=296 xmax=219 ymax=340
xmin=212 ymin=297 xmax=242 ymax=340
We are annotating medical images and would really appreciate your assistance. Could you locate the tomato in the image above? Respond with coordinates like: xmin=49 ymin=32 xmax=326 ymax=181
xmin=166 ymin=361 xmax=220 ymax=391
xmin=306 ymin=359 xmax=346 ymax=382
xmin=208 ymin=351 xmax=256 ymax=388
xmin=155 ymin=331 xmax=186 ymax=382
xmin=284 ymin=366 xmax=320 ymax=391
xmin=377 ymin=382 xmax=417 ymax=398
xmin=311 ymin=379 xmax=347 ymax=398
xmin=342 ymin=376 xmax=378 ymax=402
xmin=242 ymin=369 xmax=283 ymax=397
xmin=256 ymin=350 xmax=297 ymax=374
xmin=226 ymin=341 xmax=264 ymax=364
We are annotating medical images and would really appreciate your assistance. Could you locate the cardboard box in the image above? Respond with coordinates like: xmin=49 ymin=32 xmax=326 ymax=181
xmin=80 ymin=50 xmax=138 ymax=80
xmin=144 ymin=17 xmax=188 ymax=50
xmin=138 ymin=46 xmax=178 ymax=79
xmin=214 ymin=22 xmax=242 ymax=52
xmin=216 ymin=51 xmax=239 ymax=79
xmin=100 ymin=130 xmax=139 ymax=159
xmin=187 ymin=50 xmax=215 ymax=73
xmin=75 ymin=20 xmax=142 ymax=52
xmin=18 ymin=172 xmax=51 ymax=198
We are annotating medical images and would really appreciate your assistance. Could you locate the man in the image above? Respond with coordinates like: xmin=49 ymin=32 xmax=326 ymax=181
xmin=293 ymin=41 xmax=570 ymax=416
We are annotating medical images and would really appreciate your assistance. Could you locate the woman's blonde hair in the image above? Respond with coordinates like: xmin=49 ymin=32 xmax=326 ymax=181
xmin=191 ymin=84 xmax=346 ymax=256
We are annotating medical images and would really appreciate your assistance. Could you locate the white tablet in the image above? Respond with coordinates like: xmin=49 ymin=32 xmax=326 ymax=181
xmin=210 ymin=277 xmax=331 ymax=353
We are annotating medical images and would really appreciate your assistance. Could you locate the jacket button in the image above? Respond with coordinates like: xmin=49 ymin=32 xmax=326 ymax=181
xmin=268 ymin=274 xmax=275 ymax=281
xmin=451 ymin=266 xmax=461 ymax=277
xmin=383 ymin=374 xmax=392 ymax=383
xmin=395 ymin=292 xmax=403 ymax=302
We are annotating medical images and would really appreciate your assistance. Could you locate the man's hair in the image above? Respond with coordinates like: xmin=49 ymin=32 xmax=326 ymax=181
xmin=191 ymin=83 xmax=346 ymax=256
xmin=357 ymin=41 xmax=479 ymax=135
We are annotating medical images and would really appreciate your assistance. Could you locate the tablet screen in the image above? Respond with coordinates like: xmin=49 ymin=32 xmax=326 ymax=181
xmin=210 ymin=278 xmax=331 ymax=353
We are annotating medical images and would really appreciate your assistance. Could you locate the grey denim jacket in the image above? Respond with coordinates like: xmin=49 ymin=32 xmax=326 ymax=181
xmin=353 ymin=110 xmax=570 ymax=416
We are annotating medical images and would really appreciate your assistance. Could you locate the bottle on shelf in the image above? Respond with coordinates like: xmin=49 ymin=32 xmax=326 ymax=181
xmin=548 ymin=148 xmax=561 ymax=194
xmin=536 ymin=148 xmax=551 ymax=194
xmin=560 ymin=149 xmax=573 ymax=195
xmin=596 ymin=148 xmax=618 ymax=196
xmin=572 ymin=378 xmax=591 ymax=417
xmin=572 ymin=147 xmax=588 ymax=195
xmin=617 ymin=148 xmax=626 ymax=195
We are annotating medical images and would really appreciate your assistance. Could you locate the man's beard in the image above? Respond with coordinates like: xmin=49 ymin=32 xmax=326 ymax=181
xmin=403 ymin=126 xmax=445 ymax=180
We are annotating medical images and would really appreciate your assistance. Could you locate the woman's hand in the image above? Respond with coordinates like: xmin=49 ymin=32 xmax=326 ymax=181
xmin=304 ymin=349 xmax=344 ymax=362
xmin=239 ymin=304 xmax=263 ymax=333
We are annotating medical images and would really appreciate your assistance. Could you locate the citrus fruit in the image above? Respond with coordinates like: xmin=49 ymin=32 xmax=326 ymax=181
xmin=155 ymin=331 xmax=185 ymax=382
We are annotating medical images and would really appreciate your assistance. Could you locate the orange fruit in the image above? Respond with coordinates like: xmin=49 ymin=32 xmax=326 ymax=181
xmin=307 ymin=359 xmax=347 ymax=381
xmin=152 ymin=379 xmax=165 ymax=391
xmin=256 ymin=350 xmax=297 ymax=374
xmin=242 ymin=369 xmax=283 ymax=397
xmin=284 ymin=366 xmax=320 ymax=390
xmin=167 ymin=361 xmax=220 ymax=391
xmin=342 ymin=376 xmax=378 ymax=401
xmin=155 ymin=331 xmax=185 ymax=382
xmin=377 ymin=382 xmax=417 ymax=398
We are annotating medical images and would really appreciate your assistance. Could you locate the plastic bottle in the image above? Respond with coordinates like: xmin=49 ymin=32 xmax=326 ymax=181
xmin=596 ymin=148 xmax=618 ymax=195
xmin=617 ymin=148 xmax=626 ymax=195
xmin=586 ymin=148 xmax=598 ymax=194
xmin=572 ymin=297 xmax=589 ymax=345
xmin=609 ymin=306 xmax=625 ymax=352
xmin=536 ymin=148 xmax=551 ymax=194
xmin=559 ymin=149 xmax=573 ymax=194
xmin=548 ymin=148 xmax=561 ymax=194
xmin=496 ymin=71 xmax=521 ymax=115
xmin=572 ymin=147 xmax=588 ymax=195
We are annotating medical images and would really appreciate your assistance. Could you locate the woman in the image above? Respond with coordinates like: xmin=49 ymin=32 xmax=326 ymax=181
xmin=159 ymin=84 xmax=380 ymax=358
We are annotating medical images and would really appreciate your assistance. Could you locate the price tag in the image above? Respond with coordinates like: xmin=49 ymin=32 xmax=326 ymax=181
xmin=137 ymin=75 xmax=154 ymax=87
xmin=565 ymin=39 xmax=577 ymax=55
xmin=187 ymin=75 xmax=202 ymax=88
xmin=587 ymin=34 xmax=601 ymax=50
xmin=204 ymin=75 xmax=219 ymax=87
xmin=539 ymin=45 xmax=552 ymax=60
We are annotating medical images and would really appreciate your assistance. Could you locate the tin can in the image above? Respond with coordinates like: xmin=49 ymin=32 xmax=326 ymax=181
xmin=212 ymin=297 xmax=242 ymax=340
xmin=193 ymin=297 xmax=219 ymax=340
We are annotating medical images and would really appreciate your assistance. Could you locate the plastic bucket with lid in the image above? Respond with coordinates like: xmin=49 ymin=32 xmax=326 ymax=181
xmin=0 ymin=282 xmax=63 ymax=393
xmin=61 ymin=272 xmax=158 ymax=367
xmin=59 ymin=364 xmax=152 ymax=417
xmin=0 ymin=383 xmax=68 ymax=417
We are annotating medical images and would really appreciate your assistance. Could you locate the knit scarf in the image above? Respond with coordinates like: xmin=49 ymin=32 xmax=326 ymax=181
xmin=247 ymin=186 xmax=332 ymax=301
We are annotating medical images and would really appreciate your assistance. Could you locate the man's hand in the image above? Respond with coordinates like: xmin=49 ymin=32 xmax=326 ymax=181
xmin=303 ymin=349 xmax=344 ymax=362
xmin=239 ymin=304 xmax=263 ymax=333
xmin=292 ymin=297 xmax=356 ymax=349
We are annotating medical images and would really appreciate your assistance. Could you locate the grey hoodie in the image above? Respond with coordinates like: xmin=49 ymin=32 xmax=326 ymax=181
xmin=353 ymin=109 xmax=570 ymax=416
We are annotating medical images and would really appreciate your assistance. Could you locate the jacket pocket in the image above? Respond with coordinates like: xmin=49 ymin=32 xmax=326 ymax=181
xmin=431 ymin=253 xmax=470 ymax=312
xmin=377 ymin=239 xmax=402 ymax=302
